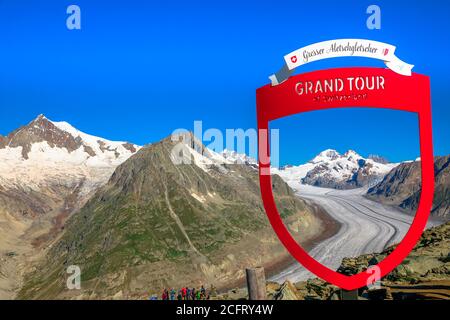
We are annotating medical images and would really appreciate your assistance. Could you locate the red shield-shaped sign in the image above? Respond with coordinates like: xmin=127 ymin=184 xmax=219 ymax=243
xmin=256 ymin=67 xmax=434 ymax=290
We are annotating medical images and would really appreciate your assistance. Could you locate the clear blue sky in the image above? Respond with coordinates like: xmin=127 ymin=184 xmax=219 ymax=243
xmin=0 ymin=0 xmax=449 ymax=165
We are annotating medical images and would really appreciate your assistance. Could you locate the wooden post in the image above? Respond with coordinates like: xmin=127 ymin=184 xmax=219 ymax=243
xmin=246 ymin=267 xmax=266 ymax=300
xmin=340 ymin=289 xmax=359 ymax=300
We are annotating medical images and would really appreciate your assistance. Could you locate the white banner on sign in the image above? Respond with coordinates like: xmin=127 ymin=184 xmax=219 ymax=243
xmin=269 ymin=39 xmax=414 ymax=85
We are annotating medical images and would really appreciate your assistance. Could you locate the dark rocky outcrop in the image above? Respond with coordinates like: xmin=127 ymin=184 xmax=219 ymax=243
xmin=367 ymin=155 xmax=450 ymax=220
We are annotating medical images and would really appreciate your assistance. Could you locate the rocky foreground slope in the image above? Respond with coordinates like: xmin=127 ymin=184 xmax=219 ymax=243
xmin=367 ymin=155 xmax=450 ymax=220
xmin=17 ymin=133 xmax=323 ymax=300
xmin=218 ymin=222 xmax=450 ymax=300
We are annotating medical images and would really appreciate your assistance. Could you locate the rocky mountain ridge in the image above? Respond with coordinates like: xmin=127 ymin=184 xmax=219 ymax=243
xmin=367 ymin=155 xmax=450 ymax=220
xmin=17 ymin=132 xmax=323 ymax=299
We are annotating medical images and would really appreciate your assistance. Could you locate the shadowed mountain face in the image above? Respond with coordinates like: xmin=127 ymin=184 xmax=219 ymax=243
xmin=18 ymin=134 xmax=319 ymax=299
xmin=367 ymin=155 xmax=450 ymax=220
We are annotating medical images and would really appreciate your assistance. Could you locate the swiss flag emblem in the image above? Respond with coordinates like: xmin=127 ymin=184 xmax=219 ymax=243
xmin=290 ymin=55 xmax=297 ymax=63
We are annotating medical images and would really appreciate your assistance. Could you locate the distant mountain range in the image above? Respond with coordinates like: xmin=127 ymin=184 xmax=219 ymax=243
xmin=273 ymin=149 xmax=398 ymax=190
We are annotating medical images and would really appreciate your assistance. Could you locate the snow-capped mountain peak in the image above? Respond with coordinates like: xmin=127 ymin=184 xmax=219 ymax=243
xmin=220 ymin=149 xmax=257 ymax=165
xmin=50 ymin=118 xmax=140 ymax=167
xmin=33 ymin=113 xmax=47 ymax=122
xmin=167 ymin=132 xmax=258 ymax=173
xmin=0 ymin=114 xmax=140 ymax=165
xmin=273 ymin=149 xmax=401 ymax=190
xmin=303 ymin=149 xmax=398 ymax=189
xmin=310 ymin=149 xmax=341 ymax=163
xmin=0 ymin=115 xmax=140 ymax=192
xmin=343 ymin=149 xmax=361 ymax=159
xmin=311 ymin=149 xmax=363 ymax=164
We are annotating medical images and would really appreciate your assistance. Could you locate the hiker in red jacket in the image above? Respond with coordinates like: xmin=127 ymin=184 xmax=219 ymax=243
xmin=181 ymin=287 xmax=187 ymax=300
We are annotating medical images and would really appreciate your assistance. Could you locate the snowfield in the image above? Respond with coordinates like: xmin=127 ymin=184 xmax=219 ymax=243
xmin=270 ymin=183 xmax=439 ymax=283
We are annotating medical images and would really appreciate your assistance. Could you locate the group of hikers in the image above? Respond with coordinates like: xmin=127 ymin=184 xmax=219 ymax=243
xmin=160 ymin=285 xmax=209 ymax=300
